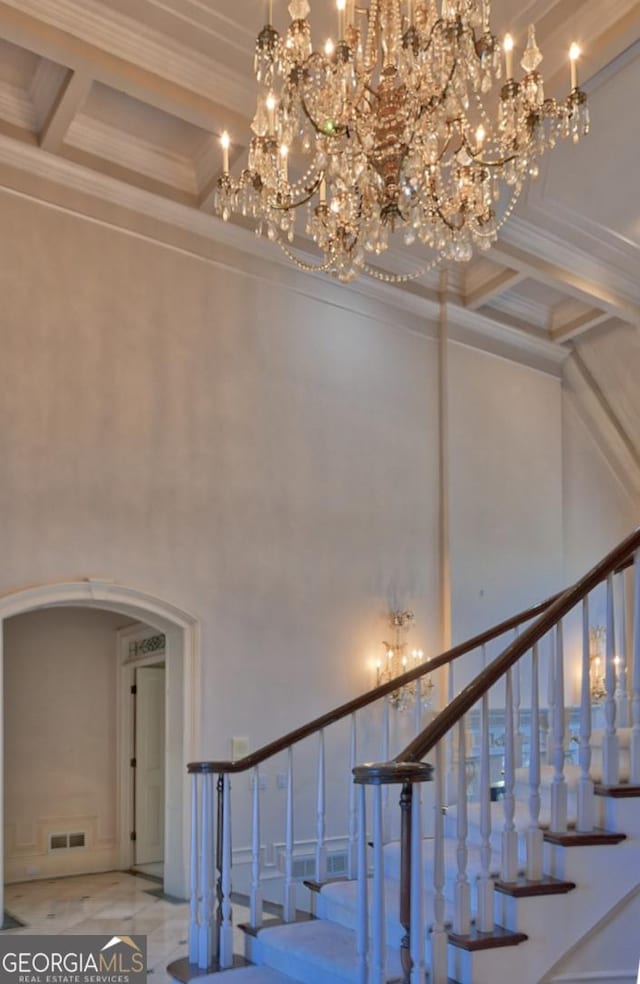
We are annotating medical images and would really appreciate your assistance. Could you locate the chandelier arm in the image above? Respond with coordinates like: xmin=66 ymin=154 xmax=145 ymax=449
xmin=267 ymin=173 xmax=324 ymax=211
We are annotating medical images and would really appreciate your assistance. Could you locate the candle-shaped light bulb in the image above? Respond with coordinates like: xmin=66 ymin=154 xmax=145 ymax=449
xmin=319 ymin=176 xmax=327 ymax=205
xmin=503 ymin=33 xmax=514 ymax=79
xmin=220 ymin=131 xmax=230 ymax=174
xmin=264 ymin=0 xmax=273 ymax=25
xmin=569 ymin=42 xmax=581 ymax=89
xmin=324 ymin=37 xmax=335 ymax=56
xmin=265 ymin=92 xmax=276 ymax=133
xmin=279 ymin=143 xmax=288 ymax=182
xmin=475 ymin=124 xmax=486 ymax=152
xmin=336 ymin=0 xmax=346 ymax=39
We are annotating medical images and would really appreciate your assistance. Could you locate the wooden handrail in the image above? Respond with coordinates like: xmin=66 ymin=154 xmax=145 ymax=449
xmin=189 ymin=582 xmax=571 ymax=775
xmin=396 ymin=528 xmax=640 ymax=765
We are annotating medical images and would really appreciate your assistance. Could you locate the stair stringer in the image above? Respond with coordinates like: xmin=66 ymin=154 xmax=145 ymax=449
xmin=449 ymin=796 xmax=640 ymax=984
xmin=539 ymin=882 xmax=640 ymax=983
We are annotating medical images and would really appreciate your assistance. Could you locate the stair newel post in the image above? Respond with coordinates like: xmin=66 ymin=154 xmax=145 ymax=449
xmin=409 ymin=775 xmax=425 ymax=984
xmin=603 ymin=572 xmax=620 ymax=785
xmin=577 ymin=597 xmax=595 ymax=833
xmin=372 ymin=782 xmax=387 ymax=983
xmin=501 ymin=667 xmax=518 ymax=882
xmin=431 ymin=741 xmax=448 ymax=984
xmin=219 ymin=773 xmax=233 ymax=968
xmin=348 ymin=713 xmax=358 ymax=880
xmin=453 ymin=716 xmax=471 ymax=934
xmin=550 ymin=621 xmax=568 ymax=832
xmin=199 ymin=771 xmax=216 ymax=969
xmin=315 ymin=729 xmax=327 ymax=882
xmin=477 ymin=691 xmax=494 ymax=930
xmin=632 ymin=550 xmax=640 ymax=784
xmin=250 ymin=766 xmax=262 ymax=929
xmin=356 ymin=782 xmax=369 ymax=984
xmin=283 ymin=746 xmax=296 ymax=922
xmin=526 ymin=643 xmax=543 ymax=880
xmin=189 ymin=772 xmax=199 ymax=964
xmin=616 ymin=569 xmax=630 ymax=727
xmin=399 ymin=781 xmax=413 ymax=984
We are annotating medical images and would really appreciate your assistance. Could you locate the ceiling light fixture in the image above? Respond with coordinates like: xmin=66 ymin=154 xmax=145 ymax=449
xmin=215 ymin=1 xmax=589 ymax=283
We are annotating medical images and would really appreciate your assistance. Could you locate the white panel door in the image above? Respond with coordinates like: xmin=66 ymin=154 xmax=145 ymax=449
xmin=135 ymin=666 xmax=165 ymax=866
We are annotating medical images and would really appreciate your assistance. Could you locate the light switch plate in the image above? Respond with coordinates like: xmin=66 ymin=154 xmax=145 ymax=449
xmin=231 ymin=736 xmax=250 ymax=761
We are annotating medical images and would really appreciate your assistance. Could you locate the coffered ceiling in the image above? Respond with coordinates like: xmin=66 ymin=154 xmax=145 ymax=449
xmin=0 ymin=0 xmax=637 ymax=360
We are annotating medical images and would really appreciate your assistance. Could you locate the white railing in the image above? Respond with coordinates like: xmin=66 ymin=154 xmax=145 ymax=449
xmin=185 ymin=533 xmax=640 ymax=984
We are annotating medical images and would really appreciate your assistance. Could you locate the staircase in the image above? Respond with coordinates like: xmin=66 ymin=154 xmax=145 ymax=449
xmin=171 ymin=531 xmax=640 ymax=984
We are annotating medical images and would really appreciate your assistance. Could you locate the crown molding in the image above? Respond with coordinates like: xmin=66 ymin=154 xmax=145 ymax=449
xmin=0 ymin=130 xmax=568 ymax=376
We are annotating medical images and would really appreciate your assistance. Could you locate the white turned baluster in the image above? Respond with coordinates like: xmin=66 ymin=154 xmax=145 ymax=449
xmin=198 ymin=773 xmax=215 ymax=969
xmin=410 ymin=781 xmax=425 ymax=984
xmin=219 ymin=774 xmax=233 ymax=969
xmin=381 ymin=697 xmax=390 ymax=840
xmin=603 ymin=573 xmax=620 ymax=785
xmin=546 ymin=629 xmax=556 ymax=766
xmin=550 ymin=622 xmax=568 ymax=832
xmin=513 ymin=629 xmax=523 ymax=768
xmin=371 ymin=784 xmax=386 ymax=984
xmin=616 ymin=570 xmax=630 ymax=727
xmin=631 ymin=550 xmax=640 ymax=784
xmin=454 ymin=717 xmax=471 ymax=934
xmin=283 ymin=747 xmax=296 ymax=922
xmin=357 ymin=783 xmax=369 ymax=984
xmin=348 ymin=713 xmax=358 ymax=880
xmin=431 ymin=741 xmax=448 ymax=984
xmin=250 ymin=767 xmax=262 ymax=929
xmin=446 ymin=660 xmax=455 ymax=805
xmin=577 ymin=599 xmax=595 ymax=832
xmin=527 ymin=644 xmax=544 ymax=879
xmin=316 ymin=729 xmax=327 ymax=882
xmin=477 ymin=692 xmax=494 ymax=930
xmin=415 ymin=676 xmax=423 ymax=735
xmin=501 ymin=668 xmax=518 ymax=882
xmin=189 ymin=774 xmax=199 ymax=964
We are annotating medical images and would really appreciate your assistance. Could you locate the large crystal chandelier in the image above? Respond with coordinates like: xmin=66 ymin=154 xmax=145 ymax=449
xmin=215 ymin=0 xmax=589 ymax=282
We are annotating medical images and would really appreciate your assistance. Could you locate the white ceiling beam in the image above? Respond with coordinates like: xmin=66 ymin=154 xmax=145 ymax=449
xmin=550 ymin=305 xmax=612 ymax=343
xmin=464 ymin=267 xmax=526 ymax=310
xmin=0 ymin=2 xmax=246 ymax=137
xmin=39 ymin=69 xmax=93 ymax=153
xmin=489 ymin=239 xmax=640 ymax=327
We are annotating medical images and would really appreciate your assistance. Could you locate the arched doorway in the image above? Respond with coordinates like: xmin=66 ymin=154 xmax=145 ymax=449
xmin=0 ymin=578 xmax=200 ymax=913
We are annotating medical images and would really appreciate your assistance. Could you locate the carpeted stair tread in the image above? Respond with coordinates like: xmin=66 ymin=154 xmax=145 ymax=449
xmin=217 ymin=968 xmax=301 ymax=983
xmin=255 ymin=918 xmax=402 ymax=984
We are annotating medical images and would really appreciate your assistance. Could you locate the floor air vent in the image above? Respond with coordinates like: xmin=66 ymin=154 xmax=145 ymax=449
xmin=49 ymin=832 xmax=86 ymax=851
xmin=284 ymin=850 xmax=348 ymax=880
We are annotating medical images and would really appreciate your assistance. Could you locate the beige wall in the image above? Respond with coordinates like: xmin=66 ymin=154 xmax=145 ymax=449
xmin=3 ymin=607 xmax=125 ymax=881
xmin=0 ymin=188 xmax=631 ymax=848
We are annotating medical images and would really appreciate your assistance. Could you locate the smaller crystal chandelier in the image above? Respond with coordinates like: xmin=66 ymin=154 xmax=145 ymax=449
xmin=376 ymin=609 xmax=433 ymax=709
xmin=214 ymin=0 xmax=589 ymax=282
xmin=589 ymin=625 xmax=606 ymax=703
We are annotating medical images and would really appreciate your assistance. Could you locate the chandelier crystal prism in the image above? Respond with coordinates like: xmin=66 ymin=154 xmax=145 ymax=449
xmin=215 ymin=0 xmax=589 ymax=282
